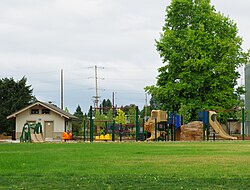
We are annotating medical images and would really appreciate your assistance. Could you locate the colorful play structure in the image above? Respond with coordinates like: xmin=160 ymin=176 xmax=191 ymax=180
xmin=144 ymin=110 xmax=239 ymax=141
xmin=144 ymin=110 xmax=166 ymax=140
xmin=62 ymin=131 xmax=73 ymax=141
xmin=199 ymin=110 xmax=238 ymax=140
xmin=82 ymin=106 xmax=183 ymax=142
xmin=20 ymin=122 xmax=44 ymax=143
xmin=80 ymin=105 xmax=242 ymax=142
xmin=18 ymin=105 xmax=240 ymax=143
xmin=84 ymin=106 xmax=141 ymax=142
xmin=144 ymin=110 xmax=182 ymax=141
xmin=95 ymin=134 xmax=112 ymax=141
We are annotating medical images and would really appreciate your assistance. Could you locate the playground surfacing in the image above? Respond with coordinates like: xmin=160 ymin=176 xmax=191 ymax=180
xmin=0 ymin=141 xmax=250 ymax=189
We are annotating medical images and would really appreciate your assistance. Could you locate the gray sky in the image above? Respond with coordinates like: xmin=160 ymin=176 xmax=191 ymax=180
xmin=0 ymin=0 xmax=249 ymax=113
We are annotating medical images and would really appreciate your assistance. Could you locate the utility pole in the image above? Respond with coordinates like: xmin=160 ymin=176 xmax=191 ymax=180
xmin=145 ymin=93 xmax=148 ymax=119
xmin=112 ymin=92 xmax=115 ymax=108
xmin=112 ymin=92 xmax=115 ymax=115
xmin=95 ymin=65 xmax=99 ymax=108
xmin=60 ymin=69 xmax=64 ymax=110
xmin=92 ymin=65 xmax=104 ymax=109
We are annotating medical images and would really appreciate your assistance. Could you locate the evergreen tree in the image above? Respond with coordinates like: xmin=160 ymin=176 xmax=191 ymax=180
xmin=72 ymin=105 xmax=84 ymax=135
xmin=99 ymin=99 xmax=112 ymax=114
xmin=0 ymin=77 xmax=35 ymax=134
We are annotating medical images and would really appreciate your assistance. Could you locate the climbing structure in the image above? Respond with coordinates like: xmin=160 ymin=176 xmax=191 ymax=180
xmin=20 ymin=122 xmax=44 ymax=143
xmin=144 ymin=110 xmax=167 ymax=140
xmin=209 ymin=111 xmax=237 ymax=140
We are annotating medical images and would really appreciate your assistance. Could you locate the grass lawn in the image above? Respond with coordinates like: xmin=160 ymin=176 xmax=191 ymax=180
xmin=0 ymin=141 xmax=250 ymax=190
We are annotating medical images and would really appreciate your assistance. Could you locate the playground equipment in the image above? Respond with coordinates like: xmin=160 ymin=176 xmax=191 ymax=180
xmin=144 ymin=110 xmax=183 ymax=141
xmin=20 ymin=122 xmax=44 ymax=143
xmin=199 ymin=111 xmax=237 ymax=140
xmin=95 ymin=134 xmax=112 ymax=141
xmin=62 ymin=131 xmax=73 ymax=141
xmin=144 ymin=110 xmax=167 ymax=140
xmin=94 ymin=121 xmax=113 ymax=141
xmin=85 ymin=106 xmax=183 ymax=142
xmin=209 ymin=111 xmax=237 ymax=140
xmin=87 ymin=106 xmax=141 ymax=142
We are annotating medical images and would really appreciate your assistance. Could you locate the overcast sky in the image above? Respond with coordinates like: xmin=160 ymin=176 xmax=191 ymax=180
xmin=0 ymin=0 xmax=249 ymax=113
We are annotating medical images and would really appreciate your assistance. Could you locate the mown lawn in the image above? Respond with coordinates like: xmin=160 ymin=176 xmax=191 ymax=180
xmin=0 ymin=141 xmax=250 ymax=190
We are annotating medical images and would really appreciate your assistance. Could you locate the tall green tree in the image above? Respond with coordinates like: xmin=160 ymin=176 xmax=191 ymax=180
xmin=72 ymin=105 xmax=85 ymax=135
xmin=140 ymin=106 xmax=152 ymax=120
xmin=115 ymin=109 xmax=126 ymax=125
xmin=146 ymin=0 xmax=249 ymax=121
xmin=99 ymin=99 xmax=112 ymax=114
xmin=0 ymin=77 xmax=35 ymax=134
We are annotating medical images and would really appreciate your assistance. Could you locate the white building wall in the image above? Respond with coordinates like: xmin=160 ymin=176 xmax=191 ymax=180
xmin=15 ymin=105 xmax=69 ymax=139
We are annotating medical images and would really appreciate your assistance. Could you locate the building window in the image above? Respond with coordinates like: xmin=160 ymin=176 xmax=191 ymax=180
xmin=42 ymin=109 xmax=50 ymax=114
xmin=31 ymin=109 xmax=39 ymax=114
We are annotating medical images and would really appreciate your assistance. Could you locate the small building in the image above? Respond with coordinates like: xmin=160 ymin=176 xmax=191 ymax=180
xmin=7 ymin=101 xmax=77 ymax=140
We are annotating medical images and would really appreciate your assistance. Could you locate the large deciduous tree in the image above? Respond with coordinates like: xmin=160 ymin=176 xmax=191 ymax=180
xmin=146 ymin=0 xmax=249 ymax=121
xmin=0 ymin=77 xmax=35 ymax=134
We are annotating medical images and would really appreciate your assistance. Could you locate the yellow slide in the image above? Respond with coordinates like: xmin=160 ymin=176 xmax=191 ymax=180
xmin=147 ymin=131 xmax=160 ymax=141
xmin=209 ymin=111 xmax=237 ymax=140
xmin=36 ymin=133 xmax=45 ymax=142
xmin=31 ymin=134 xmax=39 ymax=142
xmin=31 ymin=133 xmax=45 ymax=143
xmin=144 ymin=118 xmax=158 ymax=140
xmin=144 ymin=110 xmax=167 ymax=141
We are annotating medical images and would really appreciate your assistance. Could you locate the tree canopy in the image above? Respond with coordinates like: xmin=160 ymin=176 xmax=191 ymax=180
xmin=99 ymin=99 xmax=112 ymax=115
xmin=146 ymin=0 xmax=249 ymax=121
xmin=72 ymin=105 xmax=85 ymax=135
xmin=0 ymin=77 xmax=35 ymax=134
xmin=115 ymin=109 xmax=126 ymax=125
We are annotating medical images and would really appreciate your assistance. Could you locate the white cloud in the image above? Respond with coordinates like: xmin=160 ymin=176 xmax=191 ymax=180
xmin=0 ymin=0 xmax=249 ymax=113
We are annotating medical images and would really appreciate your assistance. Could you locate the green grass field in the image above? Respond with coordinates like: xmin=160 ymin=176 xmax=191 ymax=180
xmin=0 ymin=141 xmax=250 ymax=190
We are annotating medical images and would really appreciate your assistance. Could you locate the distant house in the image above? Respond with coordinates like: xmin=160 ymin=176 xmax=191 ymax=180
xmin=7 ymin=101 xmax=77 ymax=140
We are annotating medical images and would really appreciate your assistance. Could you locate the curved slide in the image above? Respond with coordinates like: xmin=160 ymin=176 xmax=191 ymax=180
xmin=147 ymin=131 xmax=160 ymax=141
xmin=209 ymin=111 xmax=237 ymax=140
xmin=31 ymin=133 xmax=45 ymax=142
xmin=144 ymin=118 xmax=161 ymax=141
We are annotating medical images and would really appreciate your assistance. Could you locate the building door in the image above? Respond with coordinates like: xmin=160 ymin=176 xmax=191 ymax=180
xmin=44 ymin=121 xmax=54 ymax=138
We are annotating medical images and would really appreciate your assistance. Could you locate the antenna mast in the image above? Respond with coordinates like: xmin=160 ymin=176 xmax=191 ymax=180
xmin=60 ymin=69 xmax=64 ymax=110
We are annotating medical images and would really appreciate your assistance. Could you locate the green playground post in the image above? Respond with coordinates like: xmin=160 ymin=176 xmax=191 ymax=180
xmin=119 ymin=123 xmax=123 ymax=142
xmin=203 ymin=124 xmax=206 ymax=141
xmin=164 ymin=122 xmax=167 ymax=141
xmin=89 ymin=106 xmax=94 ymax=142
xmin=135 ymin=106 xmax=139 ymax=142
xmin=242 ymin=107 xmax=245 ymax=141
xmin=207 ymin=120 xmax=210 ymax=141
xmin=167 ymin=127 xmax=170 ymax=141
xmin=105 ymin=121 xmax=108 ymax=133
xmin=154 ymin=118 xmax=157 ymax=141
xmin=174 ymin=126 xmax=176 ymax=141
xmin=142 ymin=118 xmax=145 ymax=141
xmin=173 ymin=112 xmax=177 ymax=141
xmin=167 ymin=111 xmax=170 ymax=141
xmin=28 ymin=125 xmax=31 ymax=142
xmin=83 ymin=119 xmax=86 ymax=142
xmin=112 ymin=120 xmax=115 ymax=142
xmin=207 ymin=122 xmax=210 ymax=141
